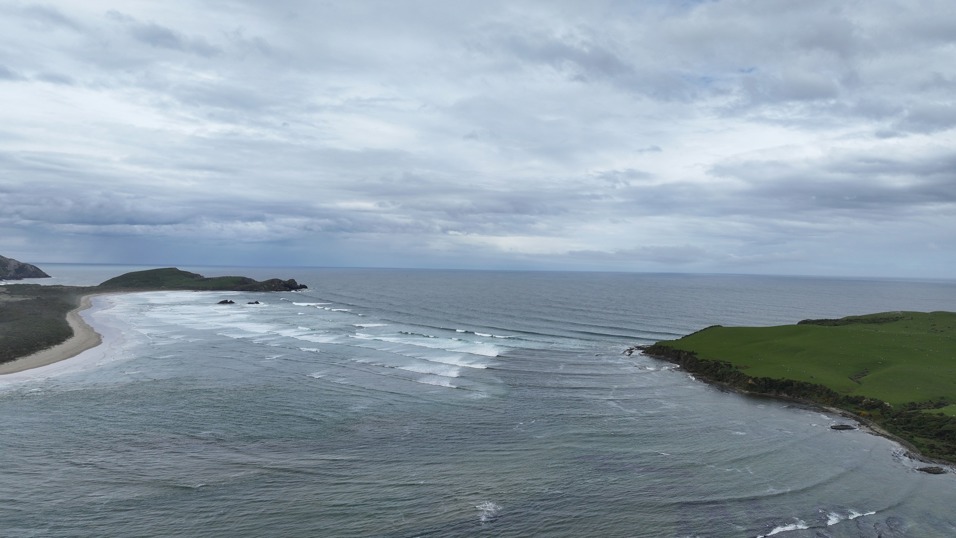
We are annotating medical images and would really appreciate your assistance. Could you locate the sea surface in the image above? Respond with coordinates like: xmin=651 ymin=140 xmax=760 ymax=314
xmin=2 ymin=266 xmax=956 ymax=537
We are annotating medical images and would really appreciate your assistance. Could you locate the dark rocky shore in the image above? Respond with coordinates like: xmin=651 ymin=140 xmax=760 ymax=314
xmin=640 ymin=343 xmax=955 ymax=469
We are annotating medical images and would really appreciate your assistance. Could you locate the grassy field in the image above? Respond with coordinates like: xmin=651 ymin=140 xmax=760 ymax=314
xmin=655 ymin=311 xmax=956 ymax=406
xmin=647 ymin=311 xmax=956 ymax=463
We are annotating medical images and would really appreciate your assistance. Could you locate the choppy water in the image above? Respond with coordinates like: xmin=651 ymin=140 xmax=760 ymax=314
xmin=3 ymin=267 xmax=956 ymax=537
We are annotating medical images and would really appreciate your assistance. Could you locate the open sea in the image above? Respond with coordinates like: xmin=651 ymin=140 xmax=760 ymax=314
xmin=3 ymin=265 xmax=956 ymax=537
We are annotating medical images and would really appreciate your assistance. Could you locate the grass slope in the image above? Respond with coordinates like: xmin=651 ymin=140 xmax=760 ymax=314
xmin=647 ymin=311 xmax=956 ymax=463
xmin=98 ymin=267 xmax=306 ymax=291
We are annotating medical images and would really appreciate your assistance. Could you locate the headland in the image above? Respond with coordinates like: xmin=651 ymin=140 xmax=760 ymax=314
xmin=0 ymin=267 xmax=308 ymax=374
xmin=642 ymin=311 xmax=956 ymax=465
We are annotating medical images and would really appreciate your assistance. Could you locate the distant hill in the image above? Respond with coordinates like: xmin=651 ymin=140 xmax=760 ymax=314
xmin=0 ymin=255 xmax=50 ymax=280
xmin=97 ymin=267 xmax=308 ymax=291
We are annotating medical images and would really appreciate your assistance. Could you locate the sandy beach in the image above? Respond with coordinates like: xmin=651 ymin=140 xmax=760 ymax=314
xmin=0 ymin=294 xmax=103 ymax=375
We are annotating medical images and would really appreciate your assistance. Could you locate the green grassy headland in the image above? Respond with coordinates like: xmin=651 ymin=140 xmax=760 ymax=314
xmin=645 ymin=311 xmax=956 ymax=463
xmin=0 ymin=268 xmax=307 ymax=365
xmin=98 ymin=267 xmax=307 ymax=292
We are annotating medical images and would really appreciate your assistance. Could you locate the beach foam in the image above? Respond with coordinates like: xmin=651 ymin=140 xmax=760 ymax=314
xmin=757 ymin=520 xmax=808 ymax=537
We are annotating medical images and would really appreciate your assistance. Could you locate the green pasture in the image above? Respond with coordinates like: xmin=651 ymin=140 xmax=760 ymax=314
xmin=656 ymin=311 xmax=956 ymax=406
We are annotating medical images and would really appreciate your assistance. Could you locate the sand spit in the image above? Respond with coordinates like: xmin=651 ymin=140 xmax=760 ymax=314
xmin=0 ymin=294 xmax=102 ymax=375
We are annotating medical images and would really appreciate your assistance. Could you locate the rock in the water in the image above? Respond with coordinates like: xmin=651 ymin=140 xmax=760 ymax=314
xmin=218 ymin=299 xmax=236 ymax=305
xmin=917 ymin=466 xmax=947 ymax=474
xmin=831 ymin=424 xmax=856 ymax=430
xmin=0 ymin=255 xmax=50 ymax=280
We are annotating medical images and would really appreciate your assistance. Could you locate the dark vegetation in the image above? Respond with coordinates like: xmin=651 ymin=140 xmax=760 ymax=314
xmin=98 ymin=268 xmax=307 ymax=291
xmin=0 ymin=285 xmax=82 ymax=364
xmin=645 ymin=311 xmax=956 ymax=464
xmin=0 ymin=268 xmax=307 ymax=365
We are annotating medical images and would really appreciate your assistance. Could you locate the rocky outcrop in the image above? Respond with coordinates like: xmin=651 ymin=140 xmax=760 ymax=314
xmin=235 ymin=278 xmax=307 ymax=292
xmin=0 ymin=255 xmax=50 ymax=280
xmin=831 ymin=424 xmax=856 ymax=430
xmin=918 ymin=466 xmax=947 ymax=474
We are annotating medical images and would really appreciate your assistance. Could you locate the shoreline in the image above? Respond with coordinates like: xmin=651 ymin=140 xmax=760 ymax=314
xmin=641 ymin=347 xmax=953 ymax=468
xmin=0 ymin=294 xmax=103 ymax=375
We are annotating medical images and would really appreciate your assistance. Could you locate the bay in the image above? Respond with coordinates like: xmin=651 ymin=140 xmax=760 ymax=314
xmin=2 ymin=266 xmax=956 ymax=537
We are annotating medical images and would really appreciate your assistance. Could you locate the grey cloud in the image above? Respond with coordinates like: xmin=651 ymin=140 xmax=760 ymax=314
xmin=496 ymin=30 xmax=632 ymax=81
xmin=893 ymin=104 xmax=956 ymax=134
xmin=106 ymin=10 xmax=221 ymax=57
xmin=469 ymin=23 xmax=698 ymax=100
xmin=0 ymin=1 xmax=954 ymax=276
xmin=16 ymin=3 xmax=82 ymax=31
xmin=568 ymin=245 xmax=710 ymax=266
xmin=711 ymin=148 xmax=956 ymax=216
xmin=0 ymin=64 xmax=23 ymax=80
xmin=35 ymin=72 xmax=75 ymax=85
xmin=594 ymin=169 xmax=655 ymax=188
xmin=740 ymin=68 xmax=841 ymax=104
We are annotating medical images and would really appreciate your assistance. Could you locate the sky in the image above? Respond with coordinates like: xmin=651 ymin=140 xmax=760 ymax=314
xmin=1 ymin=0 xmax=955 ymax=278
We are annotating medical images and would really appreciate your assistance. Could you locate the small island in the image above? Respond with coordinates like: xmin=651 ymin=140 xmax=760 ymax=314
xmin=644 ymin=311 xmax=956 ymax=465
xmin=0 ymin=267 xmax=307 ymax=371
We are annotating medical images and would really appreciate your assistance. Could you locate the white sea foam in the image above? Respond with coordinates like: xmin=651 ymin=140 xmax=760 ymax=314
xmin=354 ymin=323 xmax=388 ymax=328
xmin=416 ymin=376 xmax=457 ymax=388
xmin=292 ymin=302 xmax=330 ymax=306
xmin=348 ymin=332 xmax=502 ymax=358
xmin=476 ymin=501 xmax=501 ymax=523
xmin=428 ymin=353 xmax=488 ymax=369
xmin=399 ymin=362 xmax=461 ymax=378
xmin=300 ymin=348 xmax=321 ymax=353
xmin=826 ymin=509 xmax=876 ymax=526
xmin=757 ymin=520 xmax=809 ymax=537
xmin=458 ymin=329 xmax=513 ymax=339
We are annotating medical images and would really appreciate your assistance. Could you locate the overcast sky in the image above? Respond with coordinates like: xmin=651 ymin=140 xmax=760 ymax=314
xmin=1 ymin=1 xmax=954 ymax=277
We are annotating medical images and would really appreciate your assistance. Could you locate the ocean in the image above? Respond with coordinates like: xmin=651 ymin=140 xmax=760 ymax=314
xmin=2 ymin=266 xmax=956 ymax=537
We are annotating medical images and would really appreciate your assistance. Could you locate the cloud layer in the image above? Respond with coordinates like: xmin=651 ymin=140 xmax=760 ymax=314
xmin=1 ymin=0 xmax=954 ymax=277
